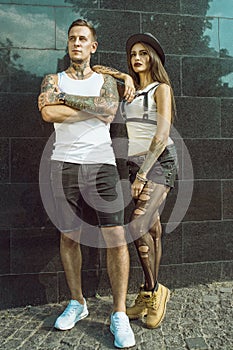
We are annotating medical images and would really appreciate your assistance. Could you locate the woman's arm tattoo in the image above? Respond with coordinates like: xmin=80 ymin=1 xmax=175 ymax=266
xmin=138 ymin=137 xmax=166 ymax=176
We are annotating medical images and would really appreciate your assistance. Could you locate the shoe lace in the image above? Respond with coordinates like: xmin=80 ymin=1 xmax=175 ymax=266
xmin=134 ymin=293 xmax=145 ymax=306
xmin=146 ymin=293 xmax=158 ymax=309
xmin=62 ymin=304 xmax=79 ymax=317
xmin=113 ymin=316 xmax=131 ymax=333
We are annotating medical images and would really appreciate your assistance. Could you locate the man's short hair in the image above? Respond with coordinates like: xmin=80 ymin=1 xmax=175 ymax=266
xmin=68 ymin=19 xmax=97 ymax=41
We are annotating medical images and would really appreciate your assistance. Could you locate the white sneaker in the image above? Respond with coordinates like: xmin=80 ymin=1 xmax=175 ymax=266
xmin=110 ymin=312 xmax=136 ymax=348
xmin=54 ymin=299 xmax=88 ymax=330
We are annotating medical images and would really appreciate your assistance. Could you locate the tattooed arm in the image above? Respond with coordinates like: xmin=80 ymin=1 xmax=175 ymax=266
xmin=93 ymin=65 xmax=135 ymax=102
xmin=131 ymin=84 xmax=172 ymax=198
xmin=39 ymin=74 xmax=119 ymax=118
xmin=38 ymin=74 xmax=61 ymax=112
xmin=41 ymin=105 xmax=100 ymax=123
xmin=138 ymin=84 xmax=172 ymax=178
xmin=38 ymin=74 xmax=100 ymax=123
xmin=63 ymin=74 xmax=119 ymax=116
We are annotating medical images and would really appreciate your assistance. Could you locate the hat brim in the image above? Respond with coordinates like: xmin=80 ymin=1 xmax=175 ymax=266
xmin=126 ymin=33 xmax=165 ymax=65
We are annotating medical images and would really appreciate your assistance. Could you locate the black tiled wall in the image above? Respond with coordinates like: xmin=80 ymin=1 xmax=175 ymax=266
xmin=0 ymin=0 xmax=232 ymax=309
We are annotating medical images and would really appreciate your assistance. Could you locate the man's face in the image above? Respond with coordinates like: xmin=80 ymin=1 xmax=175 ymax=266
xmin=68 ymin=25 xmax=98 ymax=64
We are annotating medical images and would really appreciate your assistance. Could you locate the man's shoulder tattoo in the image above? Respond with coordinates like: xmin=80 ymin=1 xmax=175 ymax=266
xmin=41 ymin=74 xmax=57 ymax=92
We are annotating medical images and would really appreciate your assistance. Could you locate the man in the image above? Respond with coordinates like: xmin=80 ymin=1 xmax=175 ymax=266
xmin=38 ymin=19 xmax=135 ymax=349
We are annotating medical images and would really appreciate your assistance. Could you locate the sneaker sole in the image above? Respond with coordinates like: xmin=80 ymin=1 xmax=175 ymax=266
xmin=110 ymin=327 xmax=136 ymax=349
xmin=54 ymin=309 xmax=89 ymax=331
xmin=146 ymin=288 xmax=170 ymax=329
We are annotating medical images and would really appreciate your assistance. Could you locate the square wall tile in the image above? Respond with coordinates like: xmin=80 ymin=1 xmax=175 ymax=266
xmin=181 ymin=0 xmax=213 ymax=16
xmin=220 ymin=18 xmax=233 ymax=57
xmin=9 ymin=184 xmax=51 ymax=229
xmin=181 ymin=262 xmax=222 ymax=286
xmin=0 ymin=94 xmax=53 ymax=137
xmin=99 ymin=52 xmax=128 ymax=75
xmin=175 ymin=97 xmax=221 ymax=138
xmin=222 ymin=180 xmax=233 ymax=220
xmin=0 ymin=230 xmax=10 ymax=274
xmin=179 ymin=16 xmax=219 ymax=56
xmin=183 ymin=221 xmax=233 ymax=263
xmin=11 ymin=228 xmax=60 ymax=274
xmin=0 ymin=273 xmax=58 ymax=309
xmin=142 ymin=14 xmax=180 ymax=56
xmin=182 ymin=57 xmax=233 ymax=97
xmin=165 ymin=56 xmax=181 ymax=96
xmin=161 ymin=224 xmax=182 ymax=265
xmin=11 ymin=138 xmax=49 ymax=183
xmin=159 ymin=264 xmax=184 ymax=289
xmin=160 ymin=180 xmax=192 ymax=227
xmin=0 ymin=184 xmax=11 ymax=228
xmin=0 ymin=49 xmax=10 ymax=92
xmin=0 ymin=138 xmax=9 ymax=183
xmin=0 ymin=4 xmax=55 ymax=49
xmin=10 ymin=49 xmax=67 ymax=93
xmin=100 ymin=0 xmax=180 ymax=13
xmin=221 ymin=98 xmax=233 ymax=138
xmin=184 ymin=139 xmax=233 ymax=180
xmin=183 ymin=180 xmax=221 ymax=222
xmin=221 ymin=261 xmax=233 ymax=280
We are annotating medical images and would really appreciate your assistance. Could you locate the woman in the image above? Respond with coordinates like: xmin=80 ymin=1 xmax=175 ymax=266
xmin=93 ymin=32 xmax=178 ymax=329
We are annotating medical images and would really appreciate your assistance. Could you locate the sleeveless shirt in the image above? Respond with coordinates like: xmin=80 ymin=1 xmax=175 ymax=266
xmin=124 ymin=82 xmax=173 ymax=156
xmin=51 ymin=72 xmax=116 ymax=165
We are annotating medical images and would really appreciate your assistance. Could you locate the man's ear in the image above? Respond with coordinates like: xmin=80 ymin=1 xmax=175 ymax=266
xmin=91 ymin=41 xmax=98 ymax=54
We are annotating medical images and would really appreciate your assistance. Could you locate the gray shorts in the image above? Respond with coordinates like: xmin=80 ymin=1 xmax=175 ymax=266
xmin=50 ymin=161 xmax=124 ymax=232
xmin=127 ymin=144 xmax=178 ymax=188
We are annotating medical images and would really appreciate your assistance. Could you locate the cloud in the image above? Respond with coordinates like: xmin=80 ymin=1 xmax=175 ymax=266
xmin=0 ymin=5 xmax=55 ymax=49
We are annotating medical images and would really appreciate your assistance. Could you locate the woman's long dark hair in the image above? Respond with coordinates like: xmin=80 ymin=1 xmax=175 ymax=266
xmin=127 ymin=42 xmax=176 ymax=121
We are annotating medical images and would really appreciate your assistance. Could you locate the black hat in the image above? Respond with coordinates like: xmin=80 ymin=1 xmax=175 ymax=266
xmin=126 ymin=32 xmax=165 ymax=65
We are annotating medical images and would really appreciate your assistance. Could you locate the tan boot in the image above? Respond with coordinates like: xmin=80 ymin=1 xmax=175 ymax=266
xmin=126 ymin=285 xmax=148 ymax=320
xmin=146 ymin=283 xmax=170 ymax=329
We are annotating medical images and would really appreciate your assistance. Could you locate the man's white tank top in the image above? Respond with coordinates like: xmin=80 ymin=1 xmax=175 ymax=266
xmin=124 ymin=82 xmax=173 ymax=156
xmin=51 ymin=72 xmax=116 ymax=165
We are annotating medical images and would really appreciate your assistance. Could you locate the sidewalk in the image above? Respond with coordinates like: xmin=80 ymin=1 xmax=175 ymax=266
xmin=0 ymin=281 xmax=232 ymax=350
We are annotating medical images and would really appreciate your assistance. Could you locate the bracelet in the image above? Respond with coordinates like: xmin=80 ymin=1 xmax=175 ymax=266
xmin=136 ymin=172 xmax=148 ymax=184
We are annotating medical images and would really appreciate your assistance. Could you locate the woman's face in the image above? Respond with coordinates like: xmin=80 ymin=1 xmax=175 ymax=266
xmin=130 ymin=43 xmax=151 ymax=74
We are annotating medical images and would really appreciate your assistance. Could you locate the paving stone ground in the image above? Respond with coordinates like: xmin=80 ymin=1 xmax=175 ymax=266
xmin=0 ymin=281 xmax=232 ymax=350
